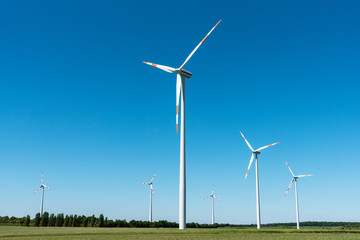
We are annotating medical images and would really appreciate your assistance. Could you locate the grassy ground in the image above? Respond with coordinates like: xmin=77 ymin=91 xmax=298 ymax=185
xmin=0 ymin=226 xmax=359 ymax=240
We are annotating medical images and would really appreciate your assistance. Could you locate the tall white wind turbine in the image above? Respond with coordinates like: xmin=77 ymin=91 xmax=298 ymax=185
xmin=204 ymin=186 xmax=219 ymax=224
xmin=140 ymin=172 xmax=157 ymax=222
xmin=34 ymin=172 xmax=51 ymax=217
xmin=143 ymin=20 xmax=221 ymax=229
xmin=284 ymin=160 xmax=313 ymax=230
xmin=240 ymin=131 xmax=279 ymax=229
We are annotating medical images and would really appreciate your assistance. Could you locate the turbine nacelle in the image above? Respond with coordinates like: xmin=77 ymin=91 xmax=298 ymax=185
xmin=175 ymin=69 xmax=192 ymax=78
xmin=253 ymin=151 xmax=260 ymax=155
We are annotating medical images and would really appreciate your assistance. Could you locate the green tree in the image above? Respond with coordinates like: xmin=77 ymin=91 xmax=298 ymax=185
xmin=55 ymin=214 xmax=63 ymax=227
xmin=49 ymin=213 xmax=56 ymax=226
xmin=83 ymin=216 xmax=88 ymax=227
xmin=90 ymin=215 xmax=95 ymax=227
xmin=72 ymin=215 xmax=77 ymax=227
xmin=98 ymin=214 xmax=104 ymax=227
xmin=1 ymin=216 xmax=9 ymax=223
xmin=25 ymin=215 xmax=30 ymax=227
xmin=34 ymin=213 xmax=41 ymax=227
xmin=40 ymin=212 xmax=49 ymax=227
xmin=63 ymin=215 xmax=70 ymax=227
xmin=69 ymin=215 xmax=74 ymax=227
xmin=17 ymin=217 xmax=26 ymax=226
xmin=9 ymin=216 xmax=16 ymax=224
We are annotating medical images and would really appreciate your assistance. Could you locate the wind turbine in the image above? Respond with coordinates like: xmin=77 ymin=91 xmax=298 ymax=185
xmin=284 ymin=160 xmax=313 ymax=230
xmin=204 ymin=186 xmax=219 ymax=224
xmin=240 ymin=131 xmax=279 ymax=229
xmin=34 ymin=172 xmax=51 ymax=217
xmin=140 ymin=172 xmax=157 ymax=222
xmin=143 ymin=20 xmax=221 ymax=229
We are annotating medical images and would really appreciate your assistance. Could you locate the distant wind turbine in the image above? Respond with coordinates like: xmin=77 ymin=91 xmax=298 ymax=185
xmin=143 ymin=20 xmax=221 ymax=229
xmin=284 ymin=160 xmax=313 ymax=230
xmin=204 ymin=186 xmax=219 ymax=224
xmin=34 ymin=172 xmax=51 ymax=217
xmin=140 ymin=172 xmax=157 ymax=222
xmin=240 ymin=131 xmax=279 ymax=229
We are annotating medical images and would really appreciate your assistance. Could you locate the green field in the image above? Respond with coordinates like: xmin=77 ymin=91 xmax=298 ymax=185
xmin=0 ymin=226 xmax=359 ymax=240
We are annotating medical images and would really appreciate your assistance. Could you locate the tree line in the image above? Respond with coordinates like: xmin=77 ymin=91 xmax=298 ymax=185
xmin=0 ymin=214 xmax=359 ymax=229
xmin=0 ymin=213 xmax=192 ymax=228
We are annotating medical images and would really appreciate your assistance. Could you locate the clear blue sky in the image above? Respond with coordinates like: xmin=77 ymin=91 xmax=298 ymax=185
xmin=0 ymin=0 xmax=359 ymax=224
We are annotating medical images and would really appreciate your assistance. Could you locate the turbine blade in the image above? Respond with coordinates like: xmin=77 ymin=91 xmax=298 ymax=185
xmin=151 ymin=185 xmax=154 ymax=196
xmin=296 ymin=174 xmax=313 ymax=178
xmin=140 ymin=182 xmax=148 ymax=185
xmin=255 ymin=142 xmax=280 ymax=152
xmin=150 ymin=172 xmax=157 ymax=183
xmin=214 ymin=195 xmax=220 ymax=201
xmin=244 ymin=153 xmax=255 ymax=183
xmin=212 ymin=186 xmax=215 ymax=195
xmin=34 ymin=187 xmax=41 ymax=194
xmin=179 ymin=20 xmax=221 ymax=69
xmin=41 ymin=172 xmax=43 ymax=184
xmin=239 ymin=131 xmax=254 ymax=151
xmin=176 ymin=74 xmax=181 ymax=133
xmin=285 ymin=160 xmax=295 ymax=177
xmin=43 ymin=185 xmax=51 ymax=190
xmin=285 ymin=178 xmax=295 ymax=196
xmin=143 ymin=61 xmax=176 ymax=73
xmin=204 ymin=195 xmax=211 ymax=199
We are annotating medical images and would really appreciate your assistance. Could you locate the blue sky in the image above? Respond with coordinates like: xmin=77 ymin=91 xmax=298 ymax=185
xmin=0 ymin=0 xmax=359 ymax=224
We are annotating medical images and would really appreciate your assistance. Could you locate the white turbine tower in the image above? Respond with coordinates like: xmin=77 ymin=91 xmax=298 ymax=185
xmin=143 ymin=20 xmax=221 ymax=229
xmin=204 ymin=186 xmax=219 ymax=225
xmin=240 ymin=131 xmax=279 ymax=229
xmin=284 ymin=160 xmax=313 ymax=230
xmin=34 ymin=172 xmax=51 ymax=217
xmin=140 ymin=172 xmax=157 ymax=222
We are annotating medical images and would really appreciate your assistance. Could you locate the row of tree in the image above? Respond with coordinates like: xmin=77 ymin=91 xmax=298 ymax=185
xmin=0 ymin=215 xmax=359 ymax=229
xmin=0 ymin=213 xmax=178 ymax=228
xmin=0 ymin=214 xmax=233 ymax=228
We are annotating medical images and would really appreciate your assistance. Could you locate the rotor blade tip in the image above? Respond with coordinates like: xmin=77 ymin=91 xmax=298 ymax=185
xmin=215 ymin=20 xmax=222 ymax=27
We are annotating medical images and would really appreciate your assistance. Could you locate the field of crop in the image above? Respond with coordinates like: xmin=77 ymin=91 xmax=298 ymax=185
xmin=0 ymin=226 xmax=359 ymax=240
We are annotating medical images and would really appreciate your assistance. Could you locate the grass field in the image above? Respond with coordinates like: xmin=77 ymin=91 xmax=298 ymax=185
xmin=0 ymin=226 xmax=359 ymax=240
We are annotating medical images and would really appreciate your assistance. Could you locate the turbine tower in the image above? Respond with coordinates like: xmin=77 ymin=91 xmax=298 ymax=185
xmin=284 ymin=160 xmax=313 ymax=230
xmin=140 ymin=172 xmax=157 ymax=222
xmin=34 ymin=172 xmax=51 ymax=217
xmin=143 ymin=20 xmax=221 ymax=229
xmin=204 ymin=186 xmax=219 ymax=224
xmin=240 ymin=131 xmax=279 ymax=229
